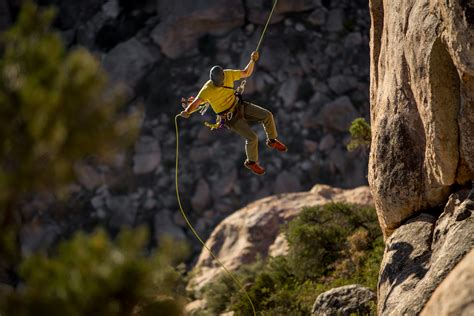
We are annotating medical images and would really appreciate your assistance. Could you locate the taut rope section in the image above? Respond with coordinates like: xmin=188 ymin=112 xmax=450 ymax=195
xmin=255 ymin=0 xmax=279 ymax=53
xmin=237 ymin=0 xmax=279 ymax=96
xmin=174 ymin=115 xmax=256 ymax=316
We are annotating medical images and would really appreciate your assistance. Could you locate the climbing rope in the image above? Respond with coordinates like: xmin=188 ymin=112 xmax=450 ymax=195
xmin=237 ymin=0 xmax=279 ymax=95
xmin=174 ymin=115 xmax=257 ymax=316
xmin=256 ymin=0 xmax=279 ymax=53
xmin=174 ymin=1 xmax=279 ymax=314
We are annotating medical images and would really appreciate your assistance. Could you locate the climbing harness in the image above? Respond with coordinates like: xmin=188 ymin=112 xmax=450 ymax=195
xmin=204 ymin=85 xmax=243 ymax=130
xmin=174 ymin=1 xmax=278 ymax=315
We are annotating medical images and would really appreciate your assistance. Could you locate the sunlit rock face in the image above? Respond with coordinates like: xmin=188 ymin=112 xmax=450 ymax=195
xmin=421 ymin=249 xmax=474 ymax=316
xmin=368 ymin=1 xmax=474 ymax=314
xmin=377 ymin=190 xmax=473 ymax=315
xmin=368 ymin=0 xmax=474 ymax=237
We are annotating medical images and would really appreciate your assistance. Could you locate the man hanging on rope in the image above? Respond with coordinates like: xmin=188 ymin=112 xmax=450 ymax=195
xmin=179 ymin=51 xmax=287 ymax=176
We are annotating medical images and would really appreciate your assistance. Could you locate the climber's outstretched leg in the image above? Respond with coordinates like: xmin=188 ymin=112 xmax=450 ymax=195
xmin=227 ymin=102 xmax=287 ymax=176
xmin=243 ymin=102 xmax=288 ymax=152
xmin=228 ymin=115 xmax=266 ymax=176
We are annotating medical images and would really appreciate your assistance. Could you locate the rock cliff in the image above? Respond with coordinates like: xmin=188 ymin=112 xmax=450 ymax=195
xmin=368 ymin=0 xmax=474 ymax=314
xmin=368 ymin=0 xmax=474 ymax=236
xmin=378 ymin=190 xmax=473 ymax=315
xmin=421 ymin=249 xmax=474 ymax=316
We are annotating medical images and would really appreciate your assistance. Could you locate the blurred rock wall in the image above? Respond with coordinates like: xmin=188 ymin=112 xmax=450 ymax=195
xmin=3 ymin=0 xmax=371 ymax=254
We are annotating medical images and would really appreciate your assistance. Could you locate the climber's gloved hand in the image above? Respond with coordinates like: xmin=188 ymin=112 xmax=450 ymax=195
xmin=251 ymin=51 xmax=259 ymax=62
xmin=179 ymin=110 xmax=190 ymax=119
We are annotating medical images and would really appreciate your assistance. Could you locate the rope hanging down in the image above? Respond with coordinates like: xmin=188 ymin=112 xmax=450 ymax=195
xmin=174 ymin=115 xmax=256 ymax=315
xmin=174 ymin=1 xmax=278 ymax=315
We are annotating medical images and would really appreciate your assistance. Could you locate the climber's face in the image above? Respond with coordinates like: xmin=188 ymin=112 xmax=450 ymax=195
xmin=210 ymin=65 xmax=224 ymax=86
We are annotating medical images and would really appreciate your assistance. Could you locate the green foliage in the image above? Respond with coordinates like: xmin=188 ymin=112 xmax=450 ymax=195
xmin=0 ymin=227 xmax=188 ymax=316
xmin=231 ymin=257 xmax=314 ymax=316
xmin=0 ymin=1 xmax=141 ymax=275
xmin=0 ymin=4 xmax=188 ymax=316
xmin=200 ymin=203 xmax=383 ymax=316
xmin=199 ymin=258 xmax=310 ymax=316
xmin=0 ymin=2 xmax=140 ymax=204
xmin=200 ymin=260 xmax=264 ymax=315
xmin=347 ymin=118 xmax=371 ymax=152
xmin=286 ymin=203 xmax=380 ymax=280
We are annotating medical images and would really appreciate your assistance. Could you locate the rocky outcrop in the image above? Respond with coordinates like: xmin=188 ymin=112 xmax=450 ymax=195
xmin=132 ymin=136 xmax=161 ymax=175
xmin=151 ymin=0 xmax=245 ymax=58
xmin=185 ymin=299 xmax=207 ymax=315
xmin=421 ymin=249 xmax=474 ymax=316
xmin=369 ymin=0 xmax=474 ymax=314
xmin=20 ymin=221 xmax=60 ymax=256
xmin=102 ymin=38 xmax=158 ymax=91
xmin=73 ymin=162 xmax=102 ymax=190
xmin=150 ymin=0 xmax=322 ymax=58
xmin=107 ymin=195 xmax=137 ymax=229
xmin=378 ymin=189 xmax=474 ymax=315
xmin=311 ymin=284 xmax=376 ymax=316
xmin=246 ymin=0 xmax=318 ymax=25
xmin=187 ymin=185 xmax=373 ymax=293
xmin=317 ymin=96 xmax=359 ymax=132
xmin=368 ymin=0 xmax=474 ymax=236
xmin=191 ymin=179 xmax=212 ymax=212
xmin=153 ymin=210 xmax=185 ymax=242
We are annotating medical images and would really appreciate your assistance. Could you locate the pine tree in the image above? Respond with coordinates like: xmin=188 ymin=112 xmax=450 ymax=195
xmin=0 ymin=4 xmax=188 ymax=315
xmin=1 ymin=228 xmax=187 ymax=316
xmin=0 ymin=0 xmax=140 ymax=288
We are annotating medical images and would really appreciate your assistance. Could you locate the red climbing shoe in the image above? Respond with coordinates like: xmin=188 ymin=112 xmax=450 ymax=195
xmin=266 ymin=139 xmax=288 ymax=152
xmin=244 ymin=160 xmax=266 ymax=176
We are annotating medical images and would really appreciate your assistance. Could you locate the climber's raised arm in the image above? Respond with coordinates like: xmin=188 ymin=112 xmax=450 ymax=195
xmin=241 ymin=51 xmax=260 ymax=78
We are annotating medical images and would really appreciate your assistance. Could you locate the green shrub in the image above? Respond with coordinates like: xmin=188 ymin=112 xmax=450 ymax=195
xmin=200 ymin=203 xmax=383 ymax=315
xmin=0 ymin=227 xmax=188 ymax=316
xmin=201 ymin=260 xmax=264 ymax=315
xmin=347 ymin=118 xmax=371 ymax=151
xmin=231 ymin=257 xmax=311 ymax=316
xmin=286 ymin=203 xmax=380 ymax=280
xmin=0 ymin=0 xmax=140 ymax=275
xmin=0 ymin=2 xmax=139 ymax=202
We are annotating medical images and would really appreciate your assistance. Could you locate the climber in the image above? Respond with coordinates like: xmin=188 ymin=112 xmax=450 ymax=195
xmin=179 ymin=51 xmax=287 ymax=176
